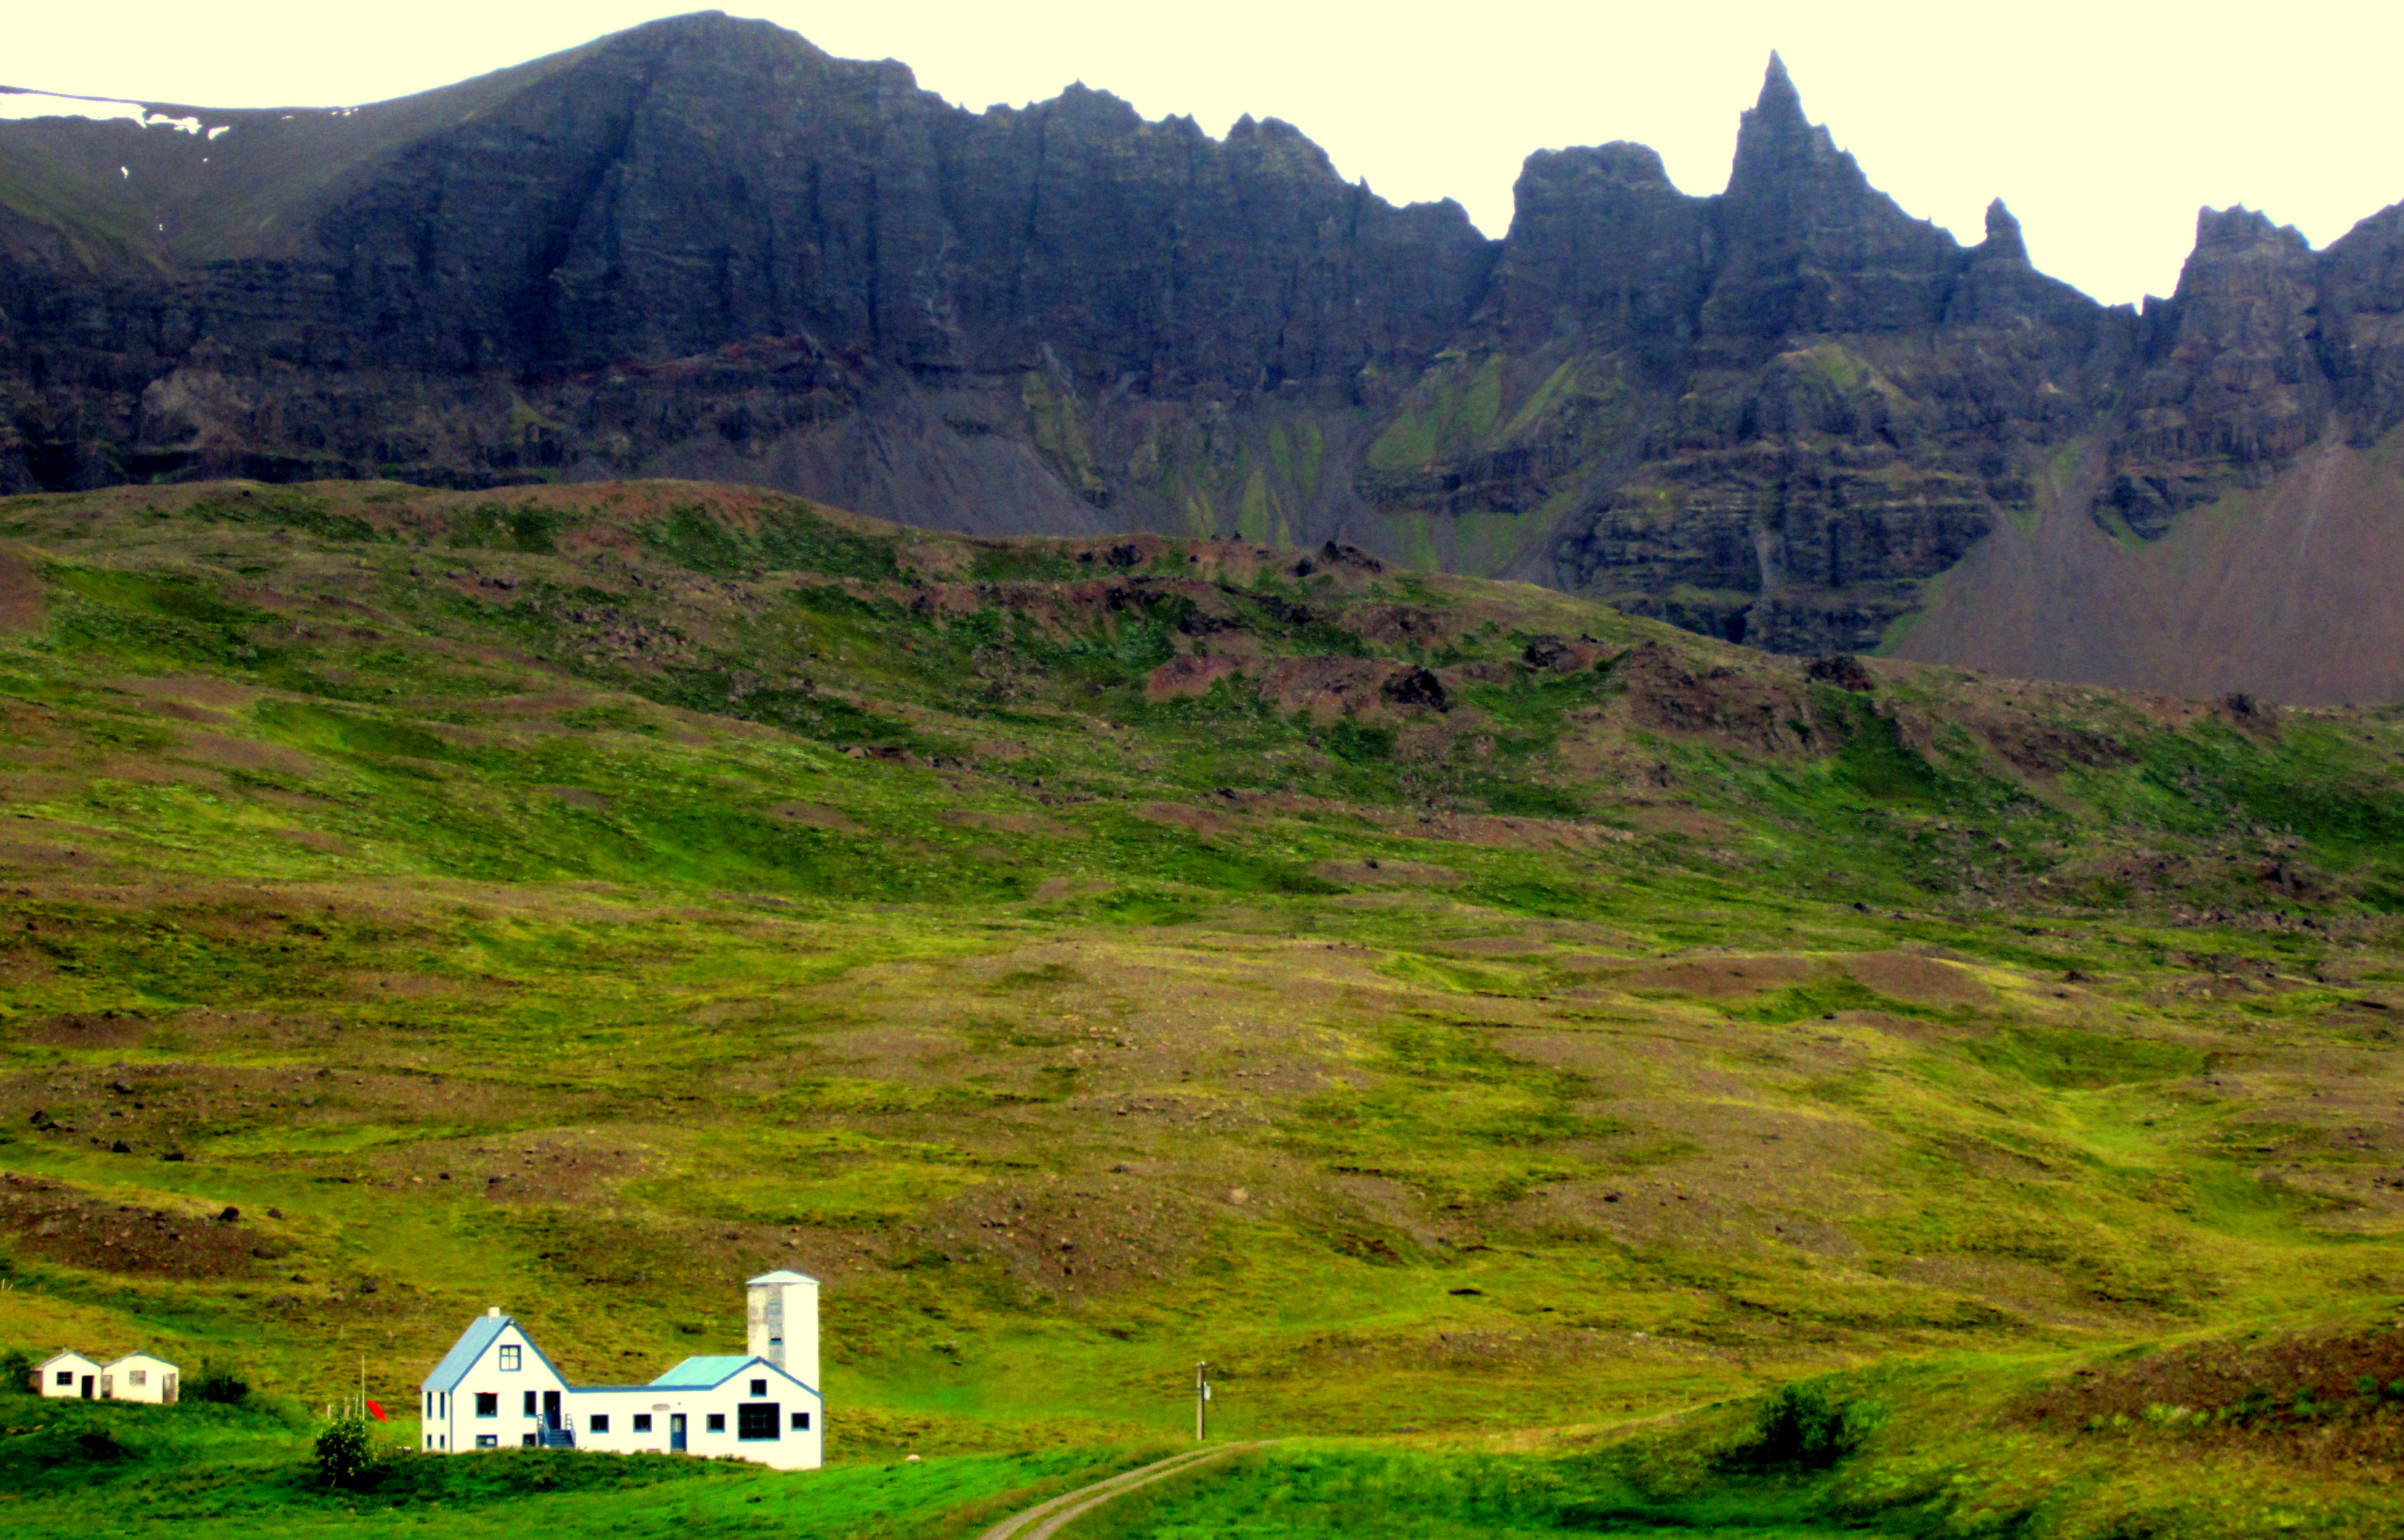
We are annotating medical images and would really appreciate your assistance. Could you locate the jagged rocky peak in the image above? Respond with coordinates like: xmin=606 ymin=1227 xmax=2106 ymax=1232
xmin=1698 ymin=53 xmax=1964 ymax=346
xmin=1978 ymin=198 xmax=2030 ymax=263
xmin=1724 ymin=50 xmax=1860 ymax=195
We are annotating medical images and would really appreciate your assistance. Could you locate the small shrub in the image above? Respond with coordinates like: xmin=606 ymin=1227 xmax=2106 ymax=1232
xmin=187 ymin=1360 xmax=251 ymax=1405
xmin=1723 ymin=1382 xmax=1877 ymax=1471
xmin=314 ymin=1413 xmax=377 ymax=1489
xmin=0 ymin=1347 xmax=34 ymax=1395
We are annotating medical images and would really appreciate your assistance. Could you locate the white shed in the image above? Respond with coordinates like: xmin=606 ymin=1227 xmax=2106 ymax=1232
xmin=418 ymin=1307 xmax=574 ymax=1451
xmin=102 ymin=1353 xmax=180 ymax=1403
xmin=35 ymin=1350 xmax=102 ymax=1399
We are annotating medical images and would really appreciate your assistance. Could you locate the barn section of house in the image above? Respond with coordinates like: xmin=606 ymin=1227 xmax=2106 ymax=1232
xmin=418 ymin=1270 xmax=822 ymax=1470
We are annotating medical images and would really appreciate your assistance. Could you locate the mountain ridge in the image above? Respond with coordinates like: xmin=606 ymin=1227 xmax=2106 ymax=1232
xmin=5 ymin=13 xmax=2404 ymax=700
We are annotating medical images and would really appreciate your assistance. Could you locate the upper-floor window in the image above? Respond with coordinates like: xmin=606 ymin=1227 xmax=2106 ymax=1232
xmin=498 ymin=1345 xmax=522 ymax=1371
xmin=750 ymin=1379 xmax=767 ymax=1397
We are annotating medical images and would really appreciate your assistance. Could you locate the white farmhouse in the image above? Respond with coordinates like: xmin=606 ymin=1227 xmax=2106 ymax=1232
xmin=34 ymin=1350 xmax=102 ymax=1399
xmin=418 ymin=1307 xmax=574 ymax=1451
xmin=102 ymin=1353 xmax=179 ymax=1403
xmin=418 ymin=1270 xmax=822 ymax=1470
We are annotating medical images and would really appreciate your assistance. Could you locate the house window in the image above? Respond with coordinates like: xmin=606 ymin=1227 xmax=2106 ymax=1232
xmin=498 ymin=1345 xmax=521 ymax=1371
xmin=475 ymin=1392 xmax=498 ymax=1417
xmin=706 ymin=1413 xmax=726 ymax=1433
xmin=522 ymin=1433 xmax=537 ymax=1447
xmin=129 ymin=1370 xmax=147 ymax=1386
xmin=750 ymin=1379 xmax=767 ymax=1397
xmin=632 ymin=1414 xmax=653 ymax=1432
xmin=523 ymin=1391 xmax=538 ymax=1416
xmin=55 ymin=1371 xmax=73 ymax=1386
xmin=791 ymin=1411 xmax=811 ymax=1431
xmin=590 ymin=1415 xmax=610 ymax=1434
xmin=738 ymin=1404 xmax=780 ymax=1441
xmin=475 ymin=1435 xmax=497 ymax=1449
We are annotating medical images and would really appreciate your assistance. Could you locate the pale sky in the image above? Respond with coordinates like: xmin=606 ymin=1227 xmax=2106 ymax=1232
xmin=9 ymin=1 xmax=2400 ymax=308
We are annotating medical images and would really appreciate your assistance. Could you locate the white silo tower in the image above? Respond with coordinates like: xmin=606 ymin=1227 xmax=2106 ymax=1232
xmin=746 ymin=1269 xmax=820 ymax=1388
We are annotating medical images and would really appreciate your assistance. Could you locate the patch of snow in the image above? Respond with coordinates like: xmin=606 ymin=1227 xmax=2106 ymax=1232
xmin=207 ymin=125 xmax=229 ymax=140
xmin=119 ymin=166 xmax=128 ymax=179
xmin=0 ymin=90 xmax=227 ymax=138
xmin=0 ymin=91 xmax=146 ymax=128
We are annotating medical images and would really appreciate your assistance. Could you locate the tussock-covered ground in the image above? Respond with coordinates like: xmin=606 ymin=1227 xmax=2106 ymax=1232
xmin=3 ymin=479 xmax=2404 ymax=1535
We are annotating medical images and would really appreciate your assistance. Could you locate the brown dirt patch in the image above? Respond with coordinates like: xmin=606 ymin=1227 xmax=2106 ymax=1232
xmin=769 ymin=802 xmax=864 ymax=832
xmin=1842 ymin=951 xmax=1995 ymax=1007
xmin=8 ymin=1010 xmax=154 ymax=1048
xmin=0 ymin=1172 xmax=271 ymax=1278
xmin=0 ymin=544 xmax=45 ymax=634
xmin=172 ymin=733 xmax=318 ymax=776
xmin=1614 ymin=955 xmax=1819 ymax=998
xmin=1132 ymin=803 xmax=1240 ymax=837
xmin=542 ymin=785 xmax=612 ymax=812
xmin=1145 ymin=654 xmax=1244 ymax=702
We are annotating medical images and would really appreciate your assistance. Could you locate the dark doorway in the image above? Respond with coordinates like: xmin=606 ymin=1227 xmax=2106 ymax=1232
xmin=543 ymin=1390 xmax=561 ymax=1430
xmin=80 ymin=1376 xmax=94 ymax=1400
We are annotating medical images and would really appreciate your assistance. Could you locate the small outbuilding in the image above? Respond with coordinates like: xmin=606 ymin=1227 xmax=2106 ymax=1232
xmin=35 ymin=1351 xmax=102 ymax=1399
xmin=102 ymin=1353 xmax=180 ymax=1403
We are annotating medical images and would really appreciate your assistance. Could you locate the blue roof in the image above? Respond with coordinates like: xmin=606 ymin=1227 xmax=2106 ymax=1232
xmin=651 ymin=1355 xmax=754 ymax=1389
xmin=424 ymin=1315 xmax=508 ymax=1392
xmin=638 ymin=1355 xmax=815 ymax=1393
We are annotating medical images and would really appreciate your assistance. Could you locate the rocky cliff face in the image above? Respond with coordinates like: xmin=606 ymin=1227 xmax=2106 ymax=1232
xmin=4 ymin=15 xmax=2403 ymax=684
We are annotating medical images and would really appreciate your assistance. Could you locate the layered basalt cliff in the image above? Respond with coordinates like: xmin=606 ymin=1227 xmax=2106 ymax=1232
xmin=5 ymin=14 xmax=2404 ymax=682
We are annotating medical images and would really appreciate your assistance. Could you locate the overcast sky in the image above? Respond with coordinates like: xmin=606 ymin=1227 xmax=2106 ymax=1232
xmin=10 ymin=1 xmax=2400 ymax=308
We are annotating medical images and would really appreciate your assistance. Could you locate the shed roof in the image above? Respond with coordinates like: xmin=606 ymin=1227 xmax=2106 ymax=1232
xmin=642 ymin=1354 xmax=817 ymax=1395
xmin=36 ymin=1350 xmax=99 ymax=1369
xmin=102 ymin=1353 xmax=178 ymax=1371
xmin=746 ymin=1269 xmax=819 ymax=1285
xmin=649 ymin=1355 xmax=753 ymax=1388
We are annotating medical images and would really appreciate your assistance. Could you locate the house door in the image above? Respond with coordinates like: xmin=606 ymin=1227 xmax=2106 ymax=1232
xmin=80 ymin=1376 xmax=93 ymax=1400
xmin=543 ymin=1391 xmax=561 ymax=1431
xmin=669 ymin=1414 xmax=687 ymax=1452
xmin=163 ymin=1374 xmax=177 ymax=1405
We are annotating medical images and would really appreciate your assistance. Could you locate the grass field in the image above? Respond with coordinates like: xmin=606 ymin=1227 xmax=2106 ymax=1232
xmin=3 ymin=479 xmax=2404 ymax=1535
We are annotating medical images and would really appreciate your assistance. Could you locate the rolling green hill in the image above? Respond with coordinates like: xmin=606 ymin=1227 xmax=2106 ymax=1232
xmin=3 ymin=478 xmax=2404 ymax=1536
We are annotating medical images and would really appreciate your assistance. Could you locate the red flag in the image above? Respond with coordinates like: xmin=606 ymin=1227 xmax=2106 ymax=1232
xmin=365 ymin=1400 xmax=388 ymax=1423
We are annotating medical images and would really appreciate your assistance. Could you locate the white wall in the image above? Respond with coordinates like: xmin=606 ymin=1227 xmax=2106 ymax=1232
xmin=103 ymin=1356 xmax=178 ymax=1404
xmin=36 ymin=1356 xmax=99 ymax=1399
xmin=422 ymin=1322 xmax=570 ymax=1453
xmin=568 ymin=1368 xmax=822 ymax=1470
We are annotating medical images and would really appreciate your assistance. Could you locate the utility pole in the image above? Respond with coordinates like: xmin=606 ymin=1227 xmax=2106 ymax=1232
xmin=1194 ymin=1361 xmax=1211 ymax=1442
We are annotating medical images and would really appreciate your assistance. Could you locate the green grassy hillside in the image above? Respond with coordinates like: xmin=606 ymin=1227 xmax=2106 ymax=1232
xmin=2 ymin=479 xmax=2403 ymax=1536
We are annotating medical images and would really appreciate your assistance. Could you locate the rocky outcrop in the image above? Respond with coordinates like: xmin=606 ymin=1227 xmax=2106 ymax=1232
xmin=3 ymin=18 xmax=2402 ymax=675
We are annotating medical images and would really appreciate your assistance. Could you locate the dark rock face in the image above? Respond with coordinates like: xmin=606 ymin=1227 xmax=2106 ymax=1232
xmin=4 ymin=18 xmax=2402 ymax=660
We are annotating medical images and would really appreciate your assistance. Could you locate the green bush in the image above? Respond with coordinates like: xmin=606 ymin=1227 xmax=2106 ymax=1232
xmin=314 ymin=1414 xmax=377 ymax=1489
xmin=188 ymin=1360 xmax=252 ymax=1405
xmin=0 ymin=1346 xmax=34 ymax=1395
xmin=1723 ymin=1382 xmax=1877 ymax=1471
